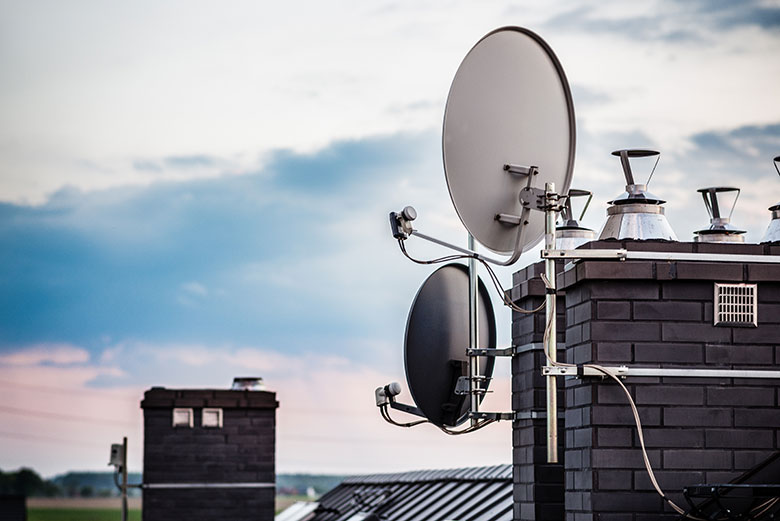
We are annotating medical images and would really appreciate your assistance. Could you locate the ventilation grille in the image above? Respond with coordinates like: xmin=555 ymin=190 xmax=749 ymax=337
xmin=714 ymin=283 xmax=757 ymax=327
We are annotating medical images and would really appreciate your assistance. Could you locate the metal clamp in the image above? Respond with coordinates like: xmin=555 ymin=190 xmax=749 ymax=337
xmin=503 ymin=164 xmax=538 ymax=176
xmin=467 ymin=347 xmax=515 ymax=357
xmin=542 ymin=365 xmax=780 ymax=379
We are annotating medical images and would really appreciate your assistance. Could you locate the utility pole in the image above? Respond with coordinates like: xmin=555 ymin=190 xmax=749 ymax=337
xmin=121 ymin=436 xmax=128 ymax=521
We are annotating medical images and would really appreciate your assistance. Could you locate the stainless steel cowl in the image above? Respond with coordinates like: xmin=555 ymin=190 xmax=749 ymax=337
xmin=556 ymin=188 xmax=596 ymax=249
xmin=693 ymin=187 xmax=745 ymax=244
xmin=761 ymin=156 xmax=780 ymax=243
xmin=600 ymin=202 xmax=677 ymax=240
xmin=598 ymin=149 xmax=677 ymax=241
xmin=763 ymin=204 xmax=780 ymax=243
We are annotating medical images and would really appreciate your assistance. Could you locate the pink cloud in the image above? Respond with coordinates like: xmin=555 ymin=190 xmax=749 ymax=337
xmin=0 ymin=343 xmax=90 ymax=366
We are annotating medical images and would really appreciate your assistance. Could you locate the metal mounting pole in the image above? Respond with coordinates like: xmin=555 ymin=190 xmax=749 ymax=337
xmin=544 ymin=182 xmax=558 ymax=463
xmin=122 ymin=436 xmax=128 ymax=521
xmin=468 ymin=233 xmax=480 ymax=426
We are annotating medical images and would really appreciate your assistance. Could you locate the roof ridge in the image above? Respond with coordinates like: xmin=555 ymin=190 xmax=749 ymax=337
xmin=341 ymin=464 xmax=511 ymax=485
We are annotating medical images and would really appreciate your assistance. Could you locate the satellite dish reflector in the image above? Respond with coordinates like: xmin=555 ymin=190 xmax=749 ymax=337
xmin=404 ymin=263 xmax=495 ymax=427
xmin=443 ymin=26 xmax=576 ymax=255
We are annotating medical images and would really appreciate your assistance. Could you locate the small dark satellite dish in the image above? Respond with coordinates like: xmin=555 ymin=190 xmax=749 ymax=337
xmin=443 ymin=26 xmax=576 ymax=255
xmin=404 ymin=263 xmax=496 ymax=427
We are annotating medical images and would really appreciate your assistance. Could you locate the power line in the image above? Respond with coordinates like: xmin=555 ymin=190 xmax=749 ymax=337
xmin=0 ymin=405 xmax=137 ymax=427
xmin=0 ymin=379 xmax=376 ymax=417
xmin=279 ymin=435 xmax=458 ymax=448
xmin=0 ymin=430 xmax=106 ymax=449
xmin=0 ymin=379 xmax=138 ymax=403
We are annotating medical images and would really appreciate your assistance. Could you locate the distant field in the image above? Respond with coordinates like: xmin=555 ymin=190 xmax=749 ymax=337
xmin=27 ymin=496 xmax=307 ymax=517
xmin=27 ymin=498 xmax=142 ymax=521
xmin=276 ymin=494 xmax=311 ymax=514
xmin=27 ymin=508 xmax=141 ymax=521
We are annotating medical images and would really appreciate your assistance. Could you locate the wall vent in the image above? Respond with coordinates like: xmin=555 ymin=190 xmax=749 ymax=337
xmin=714 ymin=283 xmax=757 ymax=327
xmin=172 ymin=407 xmax=194 ymax=427
xmin=202 ymin=408 xmax=223 ymax=428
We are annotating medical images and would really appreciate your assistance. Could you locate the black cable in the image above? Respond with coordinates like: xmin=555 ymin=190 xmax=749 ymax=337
xmin=380 ymin=405 xmax=428 ymax=428
xmin=398 ymin=239 xmax=467 ymax=265
xmin=0 ymin=404 xmax=136 ymax=427
xmin=397 ymin=239 xmax=545 ymax=314
xmin=438 ymin=419 xmax=496 ymax=436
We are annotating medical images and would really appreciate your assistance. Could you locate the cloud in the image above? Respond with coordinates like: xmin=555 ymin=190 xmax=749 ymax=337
xmin=0 ymin=340 xmax=512 ymax=475
xmin=0 ymin=344 xmax=90 ymax=366
xmin=687 ymin=123 xmax=780 ymax=163
xmin=164 ymin=155 xmax=216 ymax=169
xmin=181 ymin=281 xmax=208 ymax=297
xmin=693 ymin=1 xmax=780 ymax=30
xmin=0 ymin=131 xmax=444 ymax=368
xmin=569 ymin=120 xmax=780 ymax=241
xmin=542 ymin=1 xmax=780 ymax=42
xmin=571 ymin=85 xmax=612 ymax=108
xmin=541 ymin=4 xmax=702 ymax=42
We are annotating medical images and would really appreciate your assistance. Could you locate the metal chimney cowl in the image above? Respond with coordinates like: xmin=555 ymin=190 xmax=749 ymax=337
xmin=763 ymin=203 xmax=780 ymax=243
xmin=598 ymin=149 xmax=677 ymax=241
xmin=231 ymin=376 xmax=266 ymax=391
xmin=556 ymin=188 xmax=596 ymax=249
xmin=761 ymin=155 xmax=780 ymax=243
xmin=693 ymin=187 xmax=746 ymax=244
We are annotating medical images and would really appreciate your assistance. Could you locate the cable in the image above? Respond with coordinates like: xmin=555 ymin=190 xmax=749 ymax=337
xmin=0 ymin=429 xmax=106 ymax=448
xmin=379 ymin=403 xmax=495 ymax=434
xmin=438 ymin=419 xmax=495 ymax=436
xmin=113 ymin=469 xmax=122 ymax=491
xmin=0 ymin=404 xmax=137 ymax=427
xmin=540 ymin=295 xmax=705 ymax=519
xmin=398 ymin=240 xmax=467 ymax=266
xmin=0 ymin=379 xmax=136 ymax=402
xmin=398 ymin=239 xmax=545 ymax=314
xmin=379 ymin=405 xmax=428 ymax=428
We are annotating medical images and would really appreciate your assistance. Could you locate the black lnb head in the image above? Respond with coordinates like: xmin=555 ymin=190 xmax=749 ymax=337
xmin=384 ymin=381 xmax=402 ymax=397
xmin=389 ymin=206 xmax=417 ymax=239
xmin=375 ymin=381 xmax=402 ymax=407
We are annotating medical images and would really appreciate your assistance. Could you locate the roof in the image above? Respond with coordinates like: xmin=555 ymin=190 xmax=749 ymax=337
xmin=141 ymin=387 xmax=278 ymax=409
xmin=283 ymin=465 xmax=512 ymax=521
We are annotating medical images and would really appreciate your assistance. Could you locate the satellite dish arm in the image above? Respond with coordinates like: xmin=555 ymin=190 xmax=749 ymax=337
xmin=387 ymin=400 xmax=426 ymax=418
xmin=375 ymin=384 xmax=427 ymax=421
xmin=391 ymin=215 xmax=528 ymax=266
xmin=408 ymin=229 xmax=510 ymax=265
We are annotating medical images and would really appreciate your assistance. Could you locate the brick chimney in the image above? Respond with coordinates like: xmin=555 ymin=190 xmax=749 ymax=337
xmin=511 ymin=240 xmax=780 ymax=520
xmin=141 ymin=380 xmax=278 ymax=521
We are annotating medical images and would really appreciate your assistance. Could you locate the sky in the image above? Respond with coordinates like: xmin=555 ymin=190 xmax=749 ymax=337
xmin=1 ymin=0 xmax=779 ymax=478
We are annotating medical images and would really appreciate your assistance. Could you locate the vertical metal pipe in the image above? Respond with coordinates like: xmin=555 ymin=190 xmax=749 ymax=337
xmin=122 ymin=436 xmax=128 ymax=521
xmin=544 ymin=182 xmax=558 ymax=463
xmin=468 ymin=233 xmax=480 ymax=426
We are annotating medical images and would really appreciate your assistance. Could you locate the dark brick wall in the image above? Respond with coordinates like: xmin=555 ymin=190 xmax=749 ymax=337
xmin=141 ymin=388 xmax=278 ymax=521
xmin=0 ymin=495 xmax=26 ymax=521
xmin=511 ymin=262 xmax=566 ymax=521
xmin=143 ymin=488 xmax=275 ymax=521
xmin=512 ymin=241 xmax=780 ymax=521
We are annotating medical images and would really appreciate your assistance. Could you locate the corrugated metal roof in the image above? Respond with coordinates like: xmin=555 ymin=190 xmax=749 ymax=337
xmin=300 ymin=465 xmax=512 ymax=521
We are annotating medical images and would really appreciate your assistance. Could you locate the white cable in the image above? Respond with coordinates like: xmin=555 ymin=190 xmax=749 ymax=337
xmin=541 ymin=306 xmax=704 ymax=519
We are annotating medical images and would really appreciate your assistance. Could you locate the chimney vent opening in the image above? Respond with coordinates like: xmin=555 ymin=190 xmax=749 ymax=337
xmin=714 ymin=283 xmax=757 ymax=327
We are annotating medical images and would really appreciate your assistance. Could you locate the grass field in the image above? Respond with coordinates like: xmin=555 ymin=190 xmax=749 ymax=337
xmin=25 ymin=495 xmax=306 ymax=518
xmin=27 ymin=509 xmax=141 ymax=521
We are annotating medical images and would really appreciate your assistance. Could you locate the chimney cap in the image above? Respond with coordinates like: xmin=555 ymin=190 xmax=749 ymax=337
xmin=231 ymin=377 xmax=266 ymax=391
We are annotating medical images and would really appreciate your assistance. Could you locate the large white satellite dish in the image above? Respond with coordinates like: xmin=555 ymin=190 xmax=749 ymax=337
xmin=443 ymin=27 xmax=576 ymax=255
